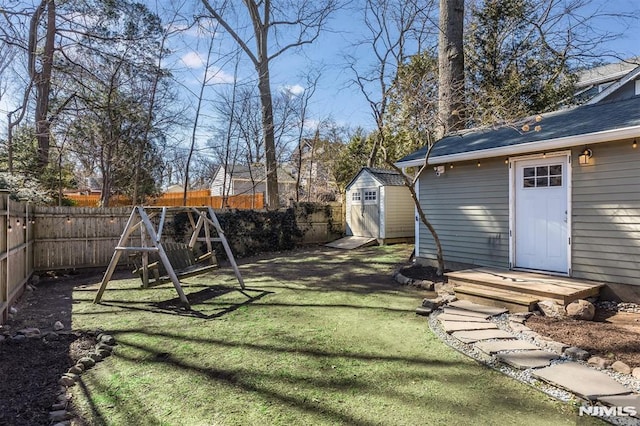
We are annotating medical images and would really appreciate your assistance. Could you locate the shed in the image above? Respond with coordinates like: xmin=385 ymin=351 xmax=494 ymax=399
xmin=344 ymin=167 xmax=414 ymax=243
xmin=396 ymin=67 xmax=640 ymax=302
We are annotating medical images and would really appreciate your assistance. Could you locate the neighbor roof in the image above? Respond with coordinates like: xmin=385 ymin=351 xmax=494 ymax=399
xmin=216 ymin=164 xmax=296 ymax=183
xmin=396 ymin=95 xmax=640 ymax=166
xmin=346 ymin=167 xmax=405 ymax=189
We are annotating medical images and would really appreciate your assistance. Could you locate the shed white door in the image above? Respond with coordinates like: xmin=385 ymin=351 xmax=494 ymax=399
xmin=349 ymin=188 xmax=380 ymax=237
xmin=514 ymin=157 xmax=568 ymax=273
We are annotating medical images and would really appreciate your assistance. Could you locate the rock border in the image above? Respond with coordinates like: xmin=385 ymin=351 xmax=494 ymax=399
xmin=0 ymin=326 xmax=116 ymax=426
xmin=392 ymin=268 xmax=436 ymax=290
xmin=428 ymin=308 xmax=640 ymax=426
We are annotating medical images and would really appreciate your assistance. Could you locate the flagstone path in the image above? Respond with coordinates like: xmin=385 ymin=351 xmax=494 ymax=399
xmin=430 ymin=299 xmax=640 ymax=418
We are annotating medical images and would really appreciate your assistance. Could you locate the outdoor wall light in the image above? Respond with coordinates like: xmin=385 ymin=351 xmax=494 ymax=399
xmin=477 ymin=161 xmax=481 ymax=167
xmin=434 ymin=165 xmax=445 ymax=176
xmin=579 ymin=148 xmax=593 ymax=165
xmin=66 ymin=215 xmax=71 ymax=223
xmin=633 ymin=139 xmax=637 ymax=149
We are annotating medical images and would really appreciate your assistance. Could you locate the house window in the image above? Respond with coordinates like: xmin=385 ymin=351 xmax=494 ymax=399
xmin=363 ymin=190 xmax=377 ymax=202
xmin=523 ymin=165 xmax=562 ymax=188
xmin=351 ymin=191 xmax=361 ymax=202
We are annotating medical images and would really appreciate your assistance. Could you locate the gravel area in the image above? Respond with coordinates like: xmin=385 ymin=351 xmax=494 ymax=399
xmin=428 ymin=309 xmax=640 ymax=426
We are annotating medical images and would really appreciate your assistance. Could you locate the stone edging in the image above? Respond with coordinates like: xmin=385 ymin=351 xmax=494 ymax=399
xmin=50 ymin=331 xmax=117 ymax=425
xmin=428 ymin=309 xmax=640 ymax=426
xmin=392 ymin=269 xmax=435 ymax=290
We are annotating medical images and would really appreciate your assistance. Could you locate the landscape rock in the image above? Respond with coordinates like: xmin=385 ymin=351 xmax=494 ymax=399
xmin=611 ymin=360 xmax=632 ymax=375
xmin=99 ymin=334 xmax=116 ymax=346
xmin=440 ymin=294 xmax=457 ymax=304
xmin=58 ymin=376 xmax=76 ymax=387
xmin=393 ymin=271 xmax=413 ymax=285
xmin=26 ymin=284 xmax=35 ymax=291
xmin=565 ymin=299 xmax=596 ymax=321
xmin=18 ymin=327 xmax=41 ymax=337
xmin=68 ymin=365 xmax=83 ymax=375
xmin=96 ymin=342 xmax=113 ymax=352
xmin=422 ymin=297 xmax=444 ymax=310
xmin=49 ymin=410 xmax=72 ymax=422
xmin=509 ymin=322 xmax=530 ymax=333
xmin=9 ymin=306 xmax=17 ymax=315
xmin=11 ymin=334 xmax=26 ymax=342
xmin=0 ymin=335 xmax=5 ymax=343
xmin=632 ymin=367 xmax=640 ymax=379
xmin=564 ymin=346 xmax=590 ymax=361
xmin=415 ymin=306 xmax=432 ymax=316
xmin=89 ymin=352 xmax=103 ymax=362
xmin=53 ymin=321 xmax=65 ymax=331
xmin=588 ymin=356 xmax=613 ymax=369
xmin=51 ymin=402 xmax=66 ymax=411
xmin=78 ymin=356 xmax=96 ymax=369
xmin=96 ymin=348 xmax=111 ymax=358
xmin=536 ymin=300 xmax=566 ymax=318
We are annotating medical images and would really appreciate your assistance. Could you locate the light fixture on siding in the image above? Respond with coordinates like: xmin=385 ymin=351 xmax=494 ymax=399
xmin=66 ymin=215 xmax=71 ymax=223
xmin=579 ymin=148 xmax=593 ymax=165
xmin=633 ymin=139 xmax=637 ymax=149
xmin=504 ymin=158 xmax=509 ymax=164
xmin=434 ymin=165 xmax=445 ymax=176
xmin=477 ymin=161 xmax=481 ymax=167
xmin=449 ymin=163 xmax=454 ymax=169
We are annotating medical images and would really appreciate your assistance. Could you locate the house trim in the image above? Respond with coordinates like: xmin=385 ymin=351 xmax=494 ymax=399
xmin=508 ymin=150 xmax=572 ymax=276
xmin=395 ymin=124 xmax=640 ymax=168
xmin=414 ymin=179 xmax=420 ymax=257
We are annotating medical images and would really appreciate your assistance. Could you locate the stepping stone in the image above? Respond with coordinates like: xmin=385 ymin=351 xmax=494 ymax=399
xmin=598 ymin=395 xmax=640 ymax=418
xmin=440 ymin=320 xmax=497 ymax=333
xmin=451 ymin=329 xmax=515 ymax=343
xmin=474 ymin=339 xmax=540 ymax=355
xmin=448 ymin=300 xmax=508 ymax=316
xmin=443 ymin=307 xmax=492 ymax=319
xmin=496 ymin=350 xmax=559 ymax=369
xmin=532 ymin=362 xmax=633 ymax=401
xmin=438 ymin=313 xmax=492 ymax=323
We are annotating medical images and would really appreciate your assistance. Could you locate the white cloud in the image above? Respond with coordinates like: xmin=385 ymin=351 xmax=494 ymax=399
xmin=181 ymin=51 xmax=204 ymax=68
xmin=205 ymin=67 xmax=235 ymax=84
xmin=282 ymin=84 xmax=305 ymax=96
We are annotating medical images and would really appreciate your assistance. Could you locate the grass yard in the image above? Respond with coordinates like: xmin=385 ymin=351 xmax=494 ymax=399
xmin=70 ymin=245 xmax=599 ymax=425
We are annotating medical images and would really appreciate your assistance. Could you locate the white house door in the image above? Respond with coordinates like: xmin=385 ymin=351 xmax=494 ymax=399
xmin=514 ymin=156 xmax=569 ymax=273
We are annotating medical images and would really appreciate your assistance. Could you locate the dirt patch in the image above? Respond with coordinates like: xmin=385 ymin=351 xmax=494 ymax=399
xmin=526 ymin=306 xmax=640 ymax=368
xmin=398 ymin=264 xmax=446 ymax=282
xmin=0 ymin=272 xmax=104 ymax=426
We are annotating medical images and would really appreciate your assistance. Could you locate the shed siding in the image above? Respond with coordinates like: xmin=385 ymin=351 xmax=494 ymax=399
xmin=383 ymin=186 xmax=414 ymax=238
xmin=571 ymin=141 xmax=640 ymax=286
xmin=348 ymin=171 xmax=380 ymax=190
xmin=418 ymin=158 xmax=509 ymax=268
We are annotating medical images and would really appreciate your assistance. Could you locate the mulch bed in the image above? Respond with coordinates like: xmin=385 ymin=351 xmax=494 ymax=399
xmin=526 ymin=308 xmax=640 ymax=368
xmin=0 ymin=272 xmax=102 ymax=426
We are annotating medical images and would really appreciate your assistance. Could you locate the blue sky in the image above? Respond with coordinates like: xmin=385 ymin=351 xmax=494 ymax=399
xmin=164 ymin=0 xmax=640 ymax=138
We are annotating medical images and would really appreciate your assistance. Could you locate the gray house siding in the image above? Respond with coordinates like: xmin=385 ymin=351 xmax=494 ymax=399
xmin=418 ymin=158 xmax=510 ymax=269
xmin=571 ymin=140 xmax=640 ymax=286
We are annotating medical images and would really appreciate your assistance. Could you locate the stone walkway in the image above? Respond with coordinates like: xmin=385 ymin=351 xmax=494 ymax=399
xmin=430 ymin=299 xmax=640 ymax=422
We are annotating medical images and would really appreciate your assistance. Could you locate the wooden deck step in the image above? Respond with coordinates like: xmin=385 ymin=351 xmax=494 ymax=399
xmin=454 ymin=285 xmax=540 ymax=313
xmin=447 ymin=268 xmax=603 ymax=304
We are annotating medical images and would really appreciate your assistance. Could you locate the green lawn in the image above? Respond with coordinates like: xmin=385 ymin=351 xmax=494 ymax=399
xmin=70 ymin=245 xmax=598 ymax=425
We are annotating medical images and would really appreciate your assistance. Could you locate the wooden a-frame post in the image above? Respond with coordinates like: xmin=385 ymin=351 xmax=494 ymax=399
xmin=93 ymin=206 xmax=245 ymax=309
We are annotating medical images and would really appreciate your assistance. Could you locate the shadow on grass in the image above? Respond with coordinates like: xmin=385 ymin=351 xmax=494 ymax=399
xmin=98 ymin=286 xmax=273 ymax=320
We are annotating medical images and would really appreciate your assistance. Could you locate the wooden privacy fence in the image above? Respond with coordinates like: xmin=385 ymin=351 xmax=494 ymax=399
xmin=66 ymin=191 xmax=264 ymax=209
xmin=1 ymin=201 xmax=344 ymax=324
xmin=1 ymin=192 xmax=34 ymax=323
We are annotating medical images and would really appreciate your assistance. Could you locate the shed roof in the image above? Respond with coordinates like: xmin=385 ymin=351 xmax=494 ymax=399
xmin=346 ymin=167 xmax=405 ymax=189
xmin=397 ymin=95 xmax=640 ymax=166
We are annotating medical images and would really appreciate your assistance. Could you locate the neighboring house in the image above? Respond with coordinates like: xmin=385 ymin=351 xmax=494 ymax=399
xmin=211 ymin=164 xmax=297 ymax=202
xmin=290 ymin=138 xmax=340 ymax=202
xmin=396 ymin=78 xmax=640 ymax=302
xmin=345 ymin=167 xmax=414 ymax=243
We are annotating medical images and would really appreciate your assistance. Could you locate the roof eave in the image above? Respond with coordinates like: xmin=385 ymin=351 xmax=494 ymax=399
xmin=427 ymin=125 xmax=640 ymax=165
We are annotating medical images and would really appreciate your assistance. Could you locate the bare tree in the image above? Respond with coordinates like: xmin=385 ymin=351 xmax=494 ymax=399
xmin=199 ymin=0 xmax=339 ymax=208
xmin=347 ymin=0 xmax=436 ymax=167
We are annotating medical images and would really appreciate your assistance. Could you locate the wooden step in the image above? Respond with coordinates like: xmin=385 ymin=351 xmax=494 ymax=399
xmin=454 ymin=285 xmax=540 ymax=313
xmin=447 ymin=269 xmax=603 ymax=304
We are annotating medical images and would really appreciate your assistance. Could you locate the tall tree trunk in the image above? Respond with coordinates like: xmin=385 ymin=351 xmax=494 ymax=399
xmin=28 ymin=0 xmax=56 ymax=169
xmin=257 ymin=60 xmax=279 ymax=209
xmin=436 ymin=0 xmax=465 ymax=139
